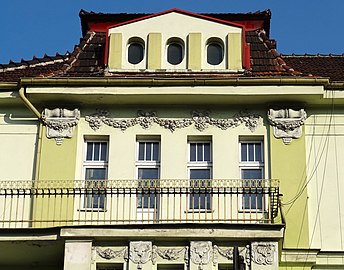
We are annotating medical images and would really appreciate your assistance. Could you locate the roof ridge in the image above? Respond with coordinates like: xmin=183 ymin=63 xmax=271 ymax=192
xmin=57 ymin=32 xmax=98 ymax=76
xmin=0 ymin=53 xmax=69 ymax=72
xmin=282 ymin=53 xmax=344 ymax=58
xmin=257 ymin=29 xmax=306 ymax=76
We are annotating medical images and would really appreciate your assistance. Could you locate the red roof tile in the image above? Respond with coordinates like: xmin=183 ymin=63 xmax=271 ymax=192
xmin=282 ymin=54 xmax=344 ymax=81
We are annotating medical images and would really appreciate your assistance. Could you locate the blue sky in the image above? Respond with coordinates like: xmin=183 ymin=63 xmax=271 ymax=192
xmin=1 ymin=0 xmax=343 ymax=63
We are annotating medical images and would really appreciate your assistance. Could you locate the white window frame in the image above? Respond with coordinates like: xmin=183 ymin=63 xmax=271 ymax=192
xmin=187 ymin=141 xmax=212 ymax=210
xmin=83 ymin=140 xmax=109 ymax=210
xmin=239 ymin=140 xmax=265 ymax=211
xmin=136 ymin=140 xmax=160 ymax=211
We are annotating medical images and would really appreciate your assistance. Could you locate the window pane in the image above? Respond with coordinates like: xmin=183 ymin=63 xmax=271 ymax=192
xmin=242 ymin=169 xmax=262 ymax=179
xmin=153 ymin=142 xmax=159 ymax=161
xmin=190 ymin=169 xmax=211 ymax=179
xmin=138 ymin=142 xmax=145 ymax=160
xmin=255 ymin=143 xmax=262 ymax=162
xmin=93 ymin=142 xmax=100 ymax=161
xmin=197 ymin=144 xmax=203 ymax=161
xmin=241 ymin=143 xmax=247 ymax=162
xmin=167 ymin=43 xmax=183 ymax=65
xmin=145 ymin=143 xmax=152 ymax=161
xmin=190 ymin=143 xmax=196 ymax=161
xmin=85 ymin=168 xmax=106 ymax=180
xmin=204 ymin=143 xmax=211 ymax=161
xmin=138 ymin=168 xmax=159 ymax=179
xmin=128 ymin=43 xmax=144 ymax=64
xmin=100 ymin=142 xmax=107 ymax=161
xmin=207 ymin=43 xmax=223 ymax=65
xmin=85 ymin=168 xmax=106 ymax=209
xmin=248 ymin=143 xmax=254 ymax=161
xmin=86 ymin=143 xmax=93 ymax=161
xmin=190 ymin=169 xmax=211 ymax=210
xmin=137 ymin=168 xmax=159 ymax=208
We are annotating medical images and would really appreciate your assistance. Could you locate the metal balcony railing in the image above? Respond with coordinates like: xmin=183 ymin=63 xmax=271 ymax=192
xmin=0 ymin=179 xmax=280 ymax=228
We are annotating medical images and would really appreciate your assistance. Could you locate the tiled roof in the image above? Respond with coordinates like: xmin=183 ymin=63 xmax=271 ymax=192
xmin=0 ymin=10 xmax=316 ymax=83
xmin=0 ymin=54 xmax=69 ymax=82
xmin=282 ymin=54 xmax=344 ymax=82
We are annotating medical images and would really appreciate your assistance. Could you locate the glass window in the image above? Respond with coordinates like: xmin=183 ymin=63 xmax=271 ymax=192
xmin=241 ymin=142 xmax=263 ymax=162
xmin=128 ymin=43 xmax=144 ymax=64
xmin=188 ymin=141 xmax=212 ymax=210
xmin=167 ymin=43 xmax=183 ymax=65
xmin=84 ymin=140 xmax=108 ymax=209
xmin=240 ymin=140 xmax=264 ymax=210
xmin=138 ymin=142 xmax=159 ymax=161
xmin=207 ymin=43 xmax=223 ymax=65
xmin=136 ymin=140 xmax=160 ymax=210
xmin=189 ymin=142 xmax=211 ymax=162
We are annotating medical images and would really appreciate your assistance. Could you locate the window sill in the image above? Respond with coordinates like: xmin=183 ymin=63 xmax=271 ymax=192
xmin=78 ymin=208 xmax=107 ymax=212
xmin=184 ymin=209 xmax=214 ymax=214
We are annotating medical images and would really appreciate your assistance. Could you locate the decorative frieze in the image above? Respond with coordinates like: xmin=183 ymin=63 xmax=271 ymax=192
xmin=152 ymin=246 xmax=187 ymax=265
xmin=190 ymin=241 xmax=212 ymax=270
xmin=268 ymin=108 xmax=307 ymax=145
xmin=96 ymin=247 xmax=128 ymax=261
xmin=129 ymin=241 xmax=152 ymax=269
xmin=41 ymin=108 xmax=80 ymax=145
xmin=251 ymin=242 xmax=276 ymax=265
xmin=85 ymin=110 xmax=261 ymax=133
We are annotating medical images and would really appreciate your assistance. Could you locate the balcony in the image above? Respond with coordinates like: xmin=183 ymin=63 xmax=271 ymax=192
xmin=0 ymin=179 xmax=280 ymax=228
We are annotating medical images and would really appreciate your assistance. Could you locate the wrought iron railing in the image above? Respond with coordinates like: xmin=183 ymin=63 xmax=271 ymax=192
xmin=0 ymin=179 xmax=279 ymax=228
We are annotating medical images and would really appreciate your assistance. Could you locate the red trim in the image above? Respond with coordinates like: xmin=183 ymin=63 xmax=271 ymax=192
xmin=104 ymin=28 xmax=110 ymax=66
xmin=244 ymin=44 xmax=251 ymax=70
xmin=105 ymin=8 xmax=246 ymax=31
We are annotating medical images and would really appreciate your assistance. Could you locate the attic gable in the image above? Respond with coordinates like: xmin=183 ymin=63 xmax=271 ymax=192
xmin=105 ymin=9 xmax=249 ymax=71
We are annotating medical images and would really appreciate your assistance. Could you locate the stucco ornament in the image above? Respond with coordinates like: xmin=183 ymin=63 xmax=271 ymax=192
xmin=190 ymin=241 xmax=212 ymax=270
xmin=152 ymin=245 xmax=186 ymax=264
xmin=268 ymin=108 xmax=307 ymax=145
xmin=85 ymin=110 xmax=261 ymax=132
xmin=96 ymin=247 xmax=128 ymax=261
xmin=251 ymin=242 xmax=276 ymax=265
xmin=129 ymin=241 xmax=152 ymax=269
xmin=41 ymin=108 xmax=80 ymax=145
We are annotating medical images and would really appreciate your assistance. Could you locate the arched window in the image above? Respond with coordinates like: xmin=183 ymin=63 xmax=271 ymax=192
xmin=128 ymin=42 xmax=144 ymax=64
xmin=207 ymin=42 xmax=223 ymax=65
xmin=167 ymin=42 xmax=184 ymax=65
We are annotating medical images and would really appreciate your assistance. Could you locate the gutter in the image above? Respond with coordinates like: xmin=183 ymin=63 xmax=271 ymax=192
xmin=19 ymin=87 xmax=42 ymax=181
xmin=19 ymin=87 xmax=41 ymax=118
xmin=20 ymin=77 xmax=330 ymax=87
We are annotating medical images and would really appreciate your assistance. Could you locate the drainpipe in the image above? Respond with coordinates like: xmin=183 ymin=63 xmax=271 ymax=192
xmin=19 ymin=87 xmax=43 ymax=181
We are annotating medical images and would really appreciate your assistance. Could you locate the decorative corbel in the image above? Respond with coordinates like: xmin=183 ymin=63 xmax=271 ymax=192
xmin=41 ymin=108 xmax=80 ymax=145
xmin=268 ymin=108 xmax=307 ymax=145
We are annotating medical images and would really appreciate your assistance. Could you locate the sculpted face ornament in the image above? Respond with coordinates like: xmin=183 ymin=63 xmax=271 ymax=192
xmin=129 ymin=241 xmax=152 ymax=270
xmin=190 ymin=241 xmax=212 ymax=270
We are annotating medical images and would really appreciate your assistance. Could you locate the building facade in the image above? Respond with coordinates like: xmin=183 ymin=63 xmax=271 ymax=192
xmin=0 ymin=8 xmax=343 ymax=270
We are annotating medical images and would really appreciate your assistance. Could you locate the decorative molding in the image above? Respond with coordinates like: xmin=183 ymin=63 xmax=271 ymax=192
xmin=41 ymin=108 xmax=80 ymax=145
xmin=96 ymin=247 xmax=128 ymax=261
xmin=251 ymin=242 xmax=276 ymax=265
xmin=152 ymin=245 xmax=186 ymax=264
xmin=129 ymin=241 xmax=152 ymax=269
xmin=213 ymin=245 xmax=233 ymax=265
xmin=190 ymin=241 xmax=212 ymax=270
xmin=268 ymin=108 xmax=307 ymax=145
xmin=85 ymin=110 xmax=261 ymax=133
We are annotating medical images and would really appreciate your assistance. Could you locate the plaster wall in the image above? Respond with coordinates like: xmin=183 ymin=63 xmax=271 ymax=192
xmin=0 ymin=108 xmax=38 ymax=180
xmin=73 ymin=106 xmax=269 ymax=223
xmin=305 ymin=110 xmax=344 ymax=252
xmin=108 ymin=12 xmax=242 ymax=70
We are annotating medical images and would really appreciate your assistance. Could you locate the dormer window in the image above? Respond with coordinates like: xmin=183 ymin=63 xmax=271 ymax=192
xmin=127 ymin=37 xmax=145 ymax=65
xmin=167 ymin=39 xmax=184 ymax=65
xmin=206 ymin=39 xmax=224 ymax=65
